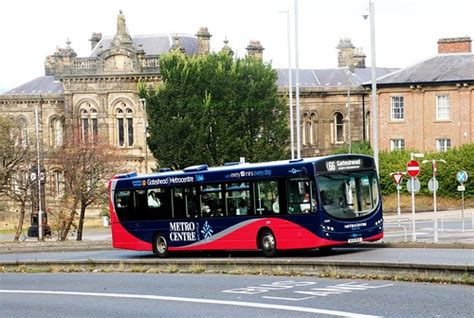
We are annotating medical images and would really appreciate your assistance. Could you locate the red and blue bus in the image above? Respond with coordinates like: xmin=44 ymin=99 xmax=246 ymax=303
xmin=108 ymin=154 xmax=383 ymax=257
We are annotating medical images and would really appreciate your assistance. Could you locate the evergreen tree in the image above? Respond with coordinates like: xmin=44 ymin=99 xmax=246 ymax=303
xmin=142 ymin=52 xmax=289 ymax=169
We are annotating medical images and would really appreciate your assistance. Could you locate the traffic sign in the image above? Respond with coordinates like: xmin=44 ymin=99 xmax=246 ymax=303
xmin=392 ymin=173 xmax=403 ymax=185
xmin=407 ymin=160 xmax=420 ymax=177
xmin=457 ymin=185 xmax=465 ymax=192
xmin=407 ymin=178 xmax=421 ymax=193
xmin=428 ymin=178 xmax=439 ymax=192
xmin=456 ymin=170 xmax=468 ymax=184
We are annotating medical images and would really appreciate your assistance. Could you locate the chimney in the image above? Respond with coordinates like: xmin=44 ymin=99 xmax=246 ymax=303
xmin=195 ymin=27 xmax=212 ymax=55
xmin=246 ymin=40 xmax=264 ymax=61
xmin=336 ymin=38 xmax=355 ymax=70
xmin=89 ymin=32 xmax=102 ymax=51
xmin=437 ymin=37 xmax=472 ymax=54
xmin=353 ymin=47 xmax=366 ymax=69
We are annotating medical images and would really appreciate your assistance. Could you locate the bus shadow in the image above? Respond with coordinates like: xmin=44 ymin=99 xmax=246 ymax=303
xmin=126 ymin=247 xmax=373 ymax=260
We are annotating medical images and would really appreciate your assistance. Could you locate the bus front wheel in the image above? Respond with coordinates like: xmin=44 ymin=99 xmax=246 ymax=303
xmin=153 ymin=234 xmax=169 ymax=258
xmin=259 ymin=229 xmax=277 ymax=257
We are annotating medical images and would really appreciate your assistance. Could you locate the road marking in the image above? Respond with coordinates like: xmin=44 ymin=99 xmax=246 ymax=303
xmin=0 ymin=289 xmax=381 ymax=318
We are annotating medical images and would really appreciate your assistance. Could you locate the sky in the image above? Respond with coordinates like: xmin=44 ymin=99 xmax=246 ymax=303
xmin=1 ymin=0 xmax=473 ymax=91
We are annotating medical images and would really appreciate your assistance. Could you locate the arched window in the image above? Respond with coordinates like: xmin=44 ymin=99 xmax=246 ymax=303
xmin=51 ymin=170 xmax=64 ymax=198
xmin=50 ymin=117 xmax=63 ymax=148
xmin=15 ymin=117 xmax=29 ymax=146
xmin=80 ymin=103 xmax=98 ymax=143
xmin=332 ymin=112 xmax=344 ymax=144
xmin=302 ymin=113 xmax=310 ymax=145
xmin=365 ymin=111 xmax=370 ymax=143
xmin=116 ymin=102 xmax=134 ymax=147
xmin=310 ymin=113 xmax=317 ymax=145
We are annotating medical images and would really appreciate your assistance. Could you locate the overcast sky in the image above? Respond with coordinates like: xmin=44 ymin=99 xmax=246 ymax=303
xmin=1 ymin=0 xmax=473 ymax=91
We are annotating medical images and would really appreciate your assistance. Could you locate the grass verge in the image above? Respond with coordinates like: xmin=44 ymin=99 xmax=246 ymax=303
xmin=1 ymin=263 xmax=472 ymax=286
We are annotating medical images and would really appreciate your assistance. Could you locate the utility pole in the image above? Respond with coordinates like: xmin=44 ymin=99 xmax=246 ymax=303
xmin=35 ymin=101 xmax=44 ymax=241
xmin=280 ymin=9 xmax=295 ymax=159
xmin=345 ymin=67 xmax=352 ymax=154
xmin=139 ymin=98 xmax=148 ymax=173
xmin=294 ymin=0 xmax=301 ymax=159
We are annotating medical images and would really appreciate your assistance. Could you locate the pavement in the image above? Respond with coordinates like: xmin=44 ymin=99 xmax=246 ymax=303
xmin=0 ymin=208 xmax=473 ymax=252
xmin=382 ymin=208 xmax=474 ymax=245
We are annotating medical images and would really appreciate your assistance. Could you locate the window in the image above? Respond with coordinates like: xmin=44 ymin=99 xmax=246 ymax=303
xmin=436 ymin=138 xmax=451 ymax=152
xmin=365 ymin=112 xmax=370 ymax=142
xmin=287 ymin=178 xmax=315 ymax=214
xmin=310 ymin=113 xmax=317 ymax=145
xmin=80 ymin=103 xmax=98 ymax=143
xmin=52 ymin=170 xmax=64 ymax=197
xmin=318 ymin=171 xmax=379 ymax=220
xmin=146 ymin=188 xmax=172 ymax=219
xmin=17 ymin=117 xmax=28 ymax=146
xmin=390 ymin=96 xmax=404 ymax=120
xmin=254 ymin=180 xmax=279 ymax=215
xmin=332 ymin=112 xmax=344 ymax=144
xmin=201 ymin=184 xmax=224 ymax=217
xmin=116 ymin=102 xmax=134 ymax=147
xmin=50 ymin=117 xmax=63 ymax=148
xmin=226 ymin=182 xmax=251 ymax=216
xmin=390 ymin=139 xmax=405 ymax=151
xmin=302 ymin=113 xmax=310 ymax=145
xmin=436 ymin=95 xmax=450 ymax=120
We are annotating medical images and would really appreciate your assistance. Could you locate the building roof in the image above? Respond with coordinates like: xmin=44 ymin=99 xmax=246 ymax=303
xmin=3 ymin=76 xmax=63 ymax=95
xmin=90 ymin=34 xmax=198 ymax=56
xmin=374 ymin=53 xmax=474 ymax=86
xmin=275 ymin=67 xmax=398 ymax=88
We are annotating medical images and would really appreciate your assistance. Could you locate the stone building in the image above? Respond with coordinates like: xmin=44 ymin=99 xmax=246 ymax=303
xmin=0 ymin=11 xmax=267 ymax=226
xmin=276 ymin=38 xmax=396 ymax=157
xmin=365 ymin=37 xmax=474 ymax=152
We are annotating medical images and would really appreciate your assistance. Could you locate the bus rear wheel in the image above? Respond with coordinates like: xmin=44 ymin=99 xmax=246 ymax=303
xmin=153 ymin=234 xmax=169 ymax=258
xmin=259 ymin=229 xmax=277 ymax=257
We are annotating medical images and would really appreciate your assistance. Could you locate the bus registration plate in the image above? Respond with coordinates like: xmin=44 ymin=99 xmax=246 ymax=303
xmin=348 ymin=237 xmax=363 ymax=243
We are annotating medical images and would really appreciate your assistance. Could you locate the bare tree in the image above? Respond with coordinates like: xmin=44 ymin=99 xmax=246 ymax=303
xmin=52 ymin=136 xmax=122 ymax=241
xmin=0 ymin=116 xmax=35 ymax=241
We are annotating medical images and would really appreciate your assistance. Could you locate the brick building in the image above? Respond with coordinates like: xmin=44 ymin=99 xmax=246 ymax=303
xmin=367 ymin=37 xmax=474 ymax=152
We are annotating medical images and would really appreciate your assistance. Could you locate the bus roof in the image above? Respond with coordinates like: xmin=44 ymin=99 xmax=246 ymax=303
xmin=111 ymin=154 xmax=375 ymax=190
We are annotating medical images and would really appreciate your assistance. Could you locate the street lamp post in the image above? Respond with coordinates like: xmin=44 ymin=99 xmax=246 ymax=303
xmin=345 ymin=67 xmax=352 ymax=154
xmin=34 ymin=103 xmax=43 ymax=241
xmin=280 ymin=10 xmax=295 ymax=160
xmin=364 ymin=0 xmax=379 ymax=173
xmin=139 ymin=98 xmax=148 ymax=173
xmin=294 ymin=0 xmax=301 ymax=159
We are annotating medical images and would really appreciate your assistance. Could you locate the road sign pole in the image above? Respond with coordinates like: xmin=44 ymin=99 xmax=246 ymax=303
xmin=461 ymin=188 xmax=465 ymax=233
xmin=397 ymin=185 xmax=401 ymax=227
xmin=433 ymin=174 xmax=438 ymax=243
xmin=456 ymin=170 xmax=468 ymax=233
xmin=411 ymin=176 xmax=416 ymax=241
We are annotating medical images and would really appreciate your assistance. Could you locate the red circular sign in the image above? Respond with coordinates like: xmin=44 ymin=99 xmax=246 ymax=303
xmin=406 ymin=160 xmax=420 ymax=177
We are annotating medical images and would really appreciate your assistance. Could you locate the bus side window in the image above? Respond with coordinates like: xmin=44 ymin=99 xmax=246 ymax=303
xmin=288 ymin=179 xmax=315 ymax=214
xmin=173 ymin=188 xmax=186 ymax=219
xmin=184 ymin=187 xmax=200 ymax=218
xmin=201 ymin=184 xmax=224 ymax=218
xmin=147 ymin=188 xmax=172 ymax=220
xmin=134 ymin=189 xmax=148 ymax=220
xmin=226 ymin=182 xmax=250 ymax=216
xmin=254 ymin=180 xmax=279 ymax=215
xmin=115 ymin=190 xmax=132 ymax=221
